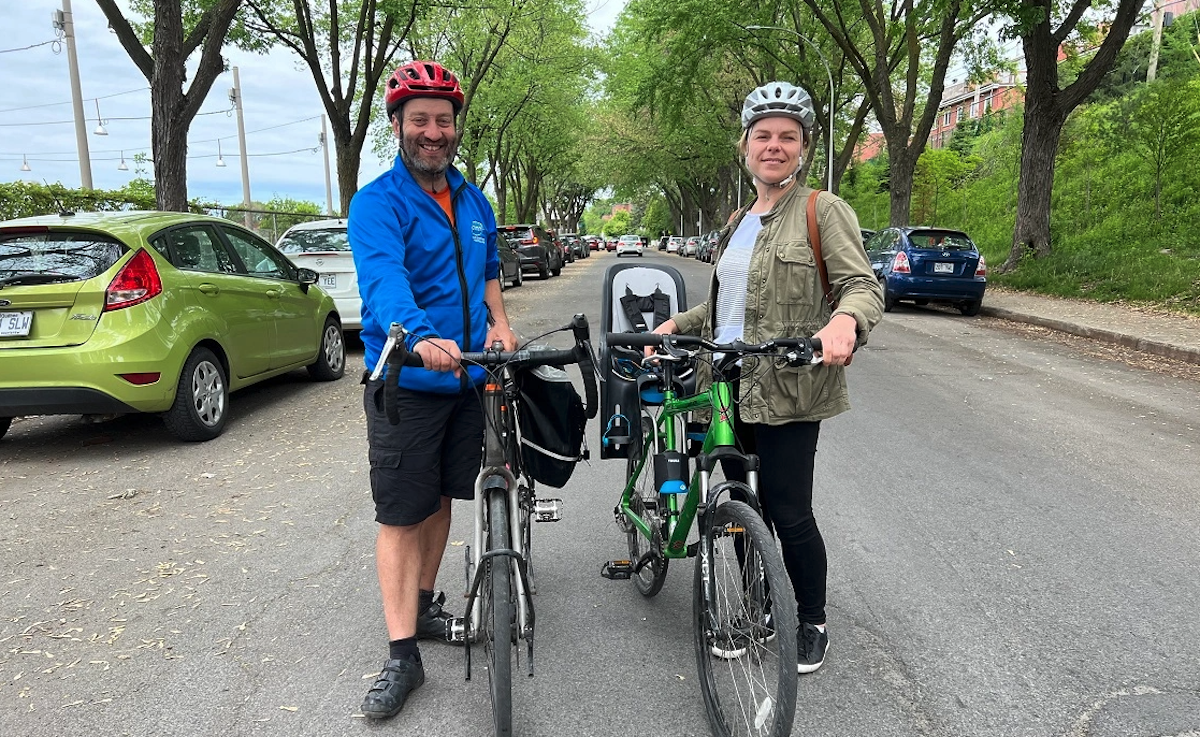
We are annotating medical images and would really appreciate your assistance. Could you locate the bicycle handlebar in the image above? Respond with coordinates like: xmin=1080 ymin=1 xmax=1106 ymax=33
xmin=373 ymin=314 xmax=599 ymax=425
xmin=604 ymin=332 xmax=824 ymax=367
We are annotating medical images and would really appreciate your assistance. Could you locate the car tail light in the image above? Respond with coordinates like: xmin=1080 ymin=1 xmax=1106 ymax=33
xmin=891 ymin=251 xmax=911 ymax=274
xmin=105 ymin=249 xmax=162 ymax=311
xmin=118 ymin=372 xmax=161 ymax=385
xmin=975 ymin=254 xmax=987 ymax=277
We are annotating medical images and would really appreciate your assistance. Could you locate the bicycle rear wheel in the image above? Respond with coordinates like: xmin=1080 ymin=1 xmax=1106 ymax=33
xmin=626 ymin=416 xmax=668 ymax=596
xmin=485 ymin=490 xmax=514 ymax=737
xmin=693 ymin=500 xmax=797 ymax=737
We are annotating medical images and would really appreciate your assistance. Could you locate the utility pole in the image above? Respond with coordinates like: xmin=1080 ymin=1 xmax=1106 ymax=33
xmin=320 ymin=116 xmax=334 ymax=216
xmin=1147 ymin=1 xmax=1165 ymax=82
xmin=58 ymin=0 xmax=92 ymax=189
xmin=231 ymin=67 xmax=252 ymax=228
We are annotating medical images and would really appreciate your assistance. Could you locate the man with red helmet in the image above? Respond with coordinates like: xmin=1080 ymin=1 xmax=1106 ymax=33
xmin=349 ymin=60 xmax=517 ymax=719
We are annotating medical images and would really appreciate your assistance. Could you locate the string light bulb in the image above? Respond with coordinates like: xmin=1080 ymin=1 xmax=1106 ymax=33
xmin=20 ymin=154 xmax=31 ymax=172
xmin=216 ymin=139 xmax=226 ymax=167
xmin=117 ymin=151 xmax=128 ymax=171
xmin=93 ymin=99 xmax=108 ymax=136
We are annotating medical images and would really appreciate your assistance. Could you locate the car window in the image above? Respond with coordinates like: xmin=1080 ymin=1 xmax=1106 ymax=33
xmin=909 ymin=231 xmax=973 ymax=250
xmin=158 ymin=226 xmax=237 ymax=274
xmin=277 ymin=227 xmax=350 ymax=254
xmin=0 ymin=231 xmax=125 ymax=282
xmin=221 ymin=227 xmax=293 ymax=279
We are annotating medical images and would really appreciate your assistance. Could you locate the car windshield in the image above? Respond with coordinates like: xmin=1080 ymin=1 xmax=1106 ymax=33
xmin=277 ymin=228 xmax=350 ymax=254
xmin=0 ymin=231 xmax=126 ymax=282
xmin=909 ymin=231 xmax=973 ymax=250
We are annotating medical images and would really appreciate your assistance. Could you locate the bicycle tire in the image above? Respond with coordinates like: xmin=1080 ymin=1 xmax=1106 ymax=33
xmin=485 ymin=491 xmax=514 ymax=737
xmin=626 ymin=416 xmax=668 ymax=597
xmin=693 ymin=500 xmax=798 ymax=737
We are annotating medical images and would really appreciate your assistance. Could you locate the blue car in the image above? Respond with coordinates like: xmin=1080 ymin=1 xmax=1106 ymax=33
xmin=865 ymin=227 xmax=987 ymax=316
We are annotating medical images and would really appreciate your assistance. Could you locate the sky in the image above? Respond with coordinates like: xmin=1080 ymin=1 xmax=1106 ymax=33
xmin=0 ymin=0 xmax=627 ymax=211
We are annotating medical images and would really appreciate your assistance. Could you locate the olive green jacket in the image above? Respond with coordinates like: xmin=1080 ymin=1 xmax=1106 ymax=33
xmin=672 ymin=185 xmax=883 ymax=425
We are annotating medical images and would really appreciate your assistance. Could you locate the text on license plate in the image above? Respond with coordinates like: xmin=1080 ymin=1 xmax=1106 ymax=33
xmin=0 ymin=311 xmax=33 ymax=337
xmin=933 ymin=262 xmax=954 ymax=274
xmin=321 ymin=274 xmax=337 ymax=288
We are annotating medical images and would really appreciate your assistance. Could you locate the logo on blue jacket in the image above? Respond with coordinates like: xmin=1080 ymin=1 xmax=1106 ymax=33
xmin=471 ymin=220 xmax=485 ymax=244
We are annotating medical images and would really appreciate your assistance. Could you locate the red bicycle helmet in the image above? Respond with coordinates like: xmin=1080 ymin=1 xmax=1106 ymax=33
xmin=385 ymin=60 xmax=465 ymax=119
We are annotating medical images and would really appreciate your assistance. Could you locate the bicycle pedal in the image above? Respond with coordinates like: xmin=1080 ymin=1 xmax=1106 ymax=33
xmin=446 ymin=616 xmax=467 ymax=643
xmin=601 ymin=560 xmax=634 ymax=580
xmin=533 ymin=498 xmax=563 ymax=522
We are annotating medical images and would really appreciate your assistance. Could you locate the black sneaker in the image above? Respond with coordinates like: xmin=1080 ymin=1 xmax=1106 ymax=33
xmin=797 ymin=622 xmax=828 ymax=674
xmin=360 ymin=657 xmax=425 ymax=719
xmin=416 ymin=591 xmax=459 ymax=643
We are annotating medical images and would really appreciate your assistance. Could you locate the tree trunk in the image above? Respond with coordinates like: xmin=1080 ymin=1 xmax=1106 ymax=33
xmin=336 ymin=141 xmax=366 ymax=217
xmin=1002 ymin=95 xmax=1065 ymax=270
xmin=887 ymin=143 xmax=916 ymax=227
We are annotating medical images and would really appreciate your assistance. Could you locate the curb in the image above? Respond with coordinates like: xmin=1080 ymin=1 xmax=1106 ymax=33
xmin=980 ymin=306 xmax=1200 ymax=366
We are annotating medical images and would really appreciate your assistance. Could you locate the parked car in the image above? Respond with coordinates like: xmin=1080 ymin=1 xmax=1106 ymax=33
xmin=560 ymin=233 xmax=588 ymax=259
xmin=584 ymin=235 xmax=602 ymax=251
xmin=666 ymin=235 xmax=683 ymax=254
xmin=0 ymin=211 xmax=345 ymax=442
xmin=697 ymin=230 xmax=720 ymax=263
xmin=657 ymin=235 xmax=669 ymax=251
xmin=682 ymin=236 xmax=700 ymax=257
xmin=616 ymin=234 xmax=645 ymax=257
xmin=276 ymin=218 xmax=361 ymax=331
xmin=498 ymin=224 xmax=562 ymax=279
xmin=865 ymin=226 xmax=986 ymax=316
xmin=605 ymin=237 xmax=618 ymax=252
xmin=548 ymin=231 xmax=574 ymax=264
xmin=496 ymin=234 xmax=524 ymax=290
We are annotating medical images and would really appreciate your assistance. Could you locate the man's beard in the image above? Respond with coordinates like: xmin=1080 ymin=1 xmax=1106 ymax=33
xmin=399 ymin=133 xmax=458 ymax=177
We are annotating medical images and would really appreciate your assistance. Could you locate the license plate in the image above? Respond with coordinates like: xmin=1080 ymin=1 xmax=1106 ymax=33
xmin=321 ymin=274 xmax=337 ymax=288
xmin=0 ymin=311 xmax=33 ymax=337
xmin=933 ymin=262 xmax=954 ymax=274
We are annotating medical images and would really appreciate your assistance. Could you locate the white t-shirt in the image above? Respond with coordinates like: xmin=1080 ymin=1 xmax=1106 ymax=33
xmin=713 ymin=214 xmax=763 ymax=345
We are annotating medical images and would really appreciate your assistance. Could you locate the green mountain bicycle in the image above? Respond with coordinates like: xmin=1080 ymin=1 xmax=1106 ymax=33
xmin=602 ymin=332 xmax=825 ymax=737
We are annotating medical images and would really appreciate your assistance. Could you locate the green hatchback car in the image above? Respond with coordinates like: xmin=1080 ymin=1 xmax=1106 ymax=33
xmin=0 ymin=211 xmax=345 ymax=442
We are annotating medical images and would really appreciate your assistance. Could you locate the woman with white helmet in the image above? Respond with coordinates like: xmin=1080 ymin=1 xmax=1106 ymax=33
xmin=651 ymin=81 xmax=883 ymax=674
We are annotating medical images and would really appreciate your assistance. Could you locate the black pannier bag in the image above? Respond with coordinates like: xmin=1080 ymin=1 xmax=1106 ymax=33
xmin=514 ymin=364 xmax=588 ymax=488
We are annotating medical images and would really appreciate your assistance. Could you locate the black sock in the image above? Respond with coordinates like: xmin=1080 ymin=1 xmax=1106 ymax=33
xmin=418 ymin=589 xmax=435 ymax=612
xmin=389 ymin=636 xmax=420 ymax=662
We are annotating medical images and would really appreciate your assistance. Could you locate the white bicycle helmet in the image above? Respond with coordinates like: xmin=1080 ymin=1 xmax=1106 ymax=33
xmin=741 ymin=81 xmax=815 ymax=133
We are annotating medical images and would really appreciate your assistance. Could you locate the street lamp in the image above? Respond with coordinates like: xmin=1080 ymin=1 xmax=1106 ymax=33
xmin=744 ymin=25 xmax=835 ymax=192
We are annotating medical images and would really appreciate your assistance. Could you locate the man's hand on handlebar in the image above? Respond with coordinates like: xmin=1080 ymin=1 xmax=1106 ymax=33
xmin=414 ymin=337 xmax=464 ymax=377
xmin=812 ymin=313 xmax=858 ymax=366
xmin=486 ymin=321 xmax=519 ymax=352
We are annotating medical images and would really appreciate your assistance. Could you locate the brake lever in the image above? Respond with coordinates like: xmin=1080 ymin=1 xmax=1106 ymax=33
xmin=370 ymin=322 xmax=407 ymax=381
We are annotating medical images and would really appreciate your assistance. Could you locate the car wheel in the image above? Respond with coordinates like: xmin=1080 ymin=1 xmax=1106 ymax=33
xmin=960 ymin=299 xmax=982 ymax=317
xmin=0 ymin=416 xmax=11 ymax=440
xmin=551 ymin=264 xmax=562 ymax=276
xmin=882 ymin=278 xmax=897 ymax=313
xmin=163 ymin=347 xmax=228 ymax=442
xmin=308 ymin=317 xmax=346 ymax=381
xmin=513 ymin=268 xmax=523 ymax=288
xmin=539 ymin=262 xmax=550 ymax=279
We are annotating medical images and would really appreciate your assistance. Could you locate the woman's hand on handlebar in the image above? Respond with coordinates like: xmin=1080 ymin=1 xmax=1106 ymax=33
xmin=812 ymin=313 xmax=858 ymax=366
xmin=414 ymin=338 xmax=464 ymax=377
xmin=646 ymin=318 xmax=678 ymax=358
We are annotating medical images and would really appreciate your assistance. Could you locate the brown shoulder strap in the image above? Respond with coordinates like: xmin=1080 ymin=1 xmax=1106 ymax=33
xmin=806 ymin=190 xmax=837 ymax=310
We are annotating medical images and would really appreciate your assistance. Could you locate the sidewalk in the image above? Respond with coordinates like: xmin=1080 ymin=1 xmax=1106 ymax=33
xmin=979 ymin=288 xmax=1200 ymax=365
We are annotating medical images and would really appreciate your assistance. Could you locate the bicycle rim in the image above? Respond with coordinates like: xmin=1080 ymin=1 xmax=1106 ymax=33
xmin=626 ymin=417 xmax=668 ymax=596
xmin=485 ymin=491 xmax=514 ymax=737
xmin=693 ymin=501 xmax=798 ymax=737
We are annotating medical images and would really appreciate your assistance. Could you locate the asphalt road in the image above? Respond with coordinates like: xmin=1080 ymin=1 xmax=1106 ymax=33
xmin=3 ymin=249 xmax=1200 ymax=737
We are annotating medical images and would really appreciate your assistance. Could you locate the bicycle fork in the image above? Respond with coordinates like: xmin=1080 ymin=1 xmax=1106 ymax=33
xmin=453 ymin=468 xmax=540 ymax=680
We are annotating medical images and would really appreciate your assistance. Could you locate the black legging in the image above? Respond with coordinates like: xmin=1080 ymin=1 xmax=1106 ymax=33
xmin=720 ymin=400 xmax=826 ymax=626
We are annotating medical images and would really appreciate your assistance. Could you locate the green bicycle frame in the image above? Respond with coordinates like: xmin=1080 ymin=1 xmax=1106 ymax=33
xmin=620 ymin=378 xmax=739 ymax=559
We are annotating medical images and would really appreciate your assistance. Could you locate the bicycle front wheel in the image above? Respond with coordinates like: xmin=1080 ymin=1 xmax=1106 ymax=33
xmin=626 ymin=416 xmax=668 ymax=597
xmin=485 ymin=490 xmax=514 ymax=737
xmin=693 ymin=500 xmax=798 ymax=737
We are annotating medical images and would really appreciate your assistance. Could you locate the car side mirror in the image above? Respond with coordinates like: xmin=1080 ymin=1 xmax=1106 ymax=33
xmin=296 ymin=267 xmax=319 ymax=293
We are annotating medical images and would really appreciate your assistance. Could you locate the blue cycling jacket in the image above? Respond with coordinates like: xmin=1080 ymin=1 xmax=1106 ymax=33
xmin=348 ymin=155 xmax=500 ymax=393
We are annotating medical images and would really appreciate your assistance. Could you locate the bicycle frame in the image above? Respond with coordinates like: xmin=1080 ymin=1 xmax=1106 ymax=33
xmin=620 ymin=367 xmax=760 ymax=560
xmin=462 ymin=373 xmax=537 ymax=676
